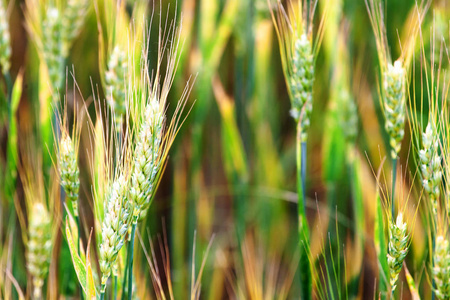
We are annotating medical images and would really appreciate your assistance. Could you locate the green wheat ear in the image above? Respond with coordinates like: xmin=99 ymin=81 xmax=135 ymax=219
xmin=105 ymin=45 xmax=128 ymax=130
xmin=129 ymin=99 xmax=164 ymax=222
xmin=419 ymin=122 xmax=442 ymax=215
xmin=99 ymin=175 xmax=131 ymax=290
xmin=27 ymin=202 xmax=52 ymax=300
xmin=43 ymin=7 xmax=64 ymax=92
xmin=384 ymin=60 xmax=406 ymax=159
xmin=337 ymin=88 xmax=358 ymax=143
xmin=433 ymin=235 xmax=450 ymax=299
xmin=387 ymin=212 xmax=409 ymax=292
xmin=0 ymin=0 xmax=11 ymax=73
xmin=58 ymin=135 xmax=80 ymax=216
xmin=289 ymin=34 xmax=314 ymax=141
xmin=62 ymin=0 xmax=89 ymax=53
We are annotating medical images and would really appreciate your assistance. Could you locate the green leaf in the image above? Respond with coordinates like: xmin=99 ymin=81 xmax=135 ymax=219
xmin=85 ymin=231 xmax=97 ymax=299
xmin=65 ymin=219 xmax=88 ymax=294
xmin=374 ymin=193 xmax=389 ymax=299
xmin=404 ymin=263 xmax=420 ymax=300
xmin=4 ymin=72 xmax=23 ymax=200
xmin=346 ymin=149 xmax=365 ymax=299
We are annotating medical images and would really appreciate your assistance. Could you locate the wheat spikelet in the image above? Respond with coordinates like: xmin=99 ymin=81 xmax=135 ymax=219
xmin=99 ymin=175 xmax=131 ymax=289
xmin=26 ymin=202 xmax=52 ymax=300
xmin=433 ymin=235 xmax=450 ymax=299
xmin=43 ymin=7 xmax=64 ymax=92
xmin=387 ymin=212 xmax=409 ymax=292
xmin=0 ymin=0 xmax=11 ymax=73
xmin=384 ymin=60 xmax=406 ymax=159
xmin=419 ymin=122 xmax=442 ymax=215
xmin=105 ymin=46 xmax=128 ymax=130
xmin=129 ymin=99 xmax=164 ymax=222
xmin=58 ymin=134 xmax=80 ymax=215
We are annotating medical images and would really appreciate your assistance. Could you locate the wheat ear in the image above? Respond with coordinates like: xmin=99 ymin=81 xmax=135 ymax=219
xmin=99 ymin=175 xmax=131 ymax=291
xmin=27 ymin=202 xmax=52 ymax=300
xmin=419 ymin=122 xmax=442 ymax=215
xmin=384 ymin=60 xmax=406 ymax=159
xmin=433 ymin=235 xmax=450 ymax=299
xmin=289 ymin=34 xmax=314 ymax=141
xmin=129 ymin=99 xmax=164 ymax=222
xmin=43 ymin=7 xmax=64 ymax=92
xmin=105 ymin=45 xmax=128 ymax=131
xmin=58 ymin=134 xmax=80 ymax=216
xmin=387 ymin=212 xmax=409 ymax=292
xmin=62 ymin=0 xmax=89 ymax=54
xmin=0 ymin=0 xmax=11 ymax=73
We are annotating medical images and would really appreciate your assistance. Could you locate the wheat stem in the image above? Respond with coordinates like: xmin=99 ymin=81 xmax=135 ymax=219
xmin=114 ymin=275 xmax=118 ymax=300
xmin=391 ymin=158 xmax=397 ymax=217
xmin=127 ymin=223 xmax=137 ymax=300
xmin=120 ymin=249 xmax=129 ymax=300
xmin=296 ymin=123 xmax=311 ymax=300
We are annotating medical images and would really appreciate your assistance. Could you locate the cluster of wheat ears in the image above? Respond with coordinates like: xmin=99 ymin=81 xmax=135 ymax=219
xmin=2 ymin=0 xmax=450 ymax=299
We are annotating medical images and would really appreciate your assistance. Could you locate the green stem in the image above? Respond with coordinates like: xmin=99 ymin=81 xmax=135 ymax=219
xmin=75 ymin=215 xmax=84 ymax=300
xmin=4 ymin=72 xmax=12 ymax=103
xmin=120 ymin=247 xmax=130 ymax=300
xmin=100 ymin=285 xmax=106 ymax=300
xmin=75 ymin=216 xmax=80 ymax=253
xmin=296 ymin=123 xmax=311 ymax=300
xmin=127 ymin=223 xmax=137 ymax=300
xmin=114 ymin=275 xmax=118 ymax=300
xmin=391 ymin=158 xmax=397 ymax=218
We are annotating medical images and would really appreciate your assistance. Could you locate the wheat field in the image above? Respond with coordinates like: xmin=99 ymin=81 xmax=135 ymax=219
xmin=0 ymin=0 xmax=449 ymax=299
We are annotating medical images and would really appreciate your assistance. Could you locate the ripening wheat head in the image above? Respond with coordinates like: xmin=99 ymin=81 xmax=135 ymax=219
xmin=18 ymin=142 xmax=54 ymax=300
xmin=419 ymin=121 xmax=442 ymax=216
xmin=61 ymin=0 xmax=90 ymax=53
xmin=333 ymin=24 xmax=358 ymax=144
xmin=0 ymin=0 xmax=11 ymax=73
xmin=99 ymin=173 xmax=132 ymax=289
xmin=25 ymin=0 xmax=90 ymax=94
xmin=27 ymin=202 xmax=52 ymax=299
xmin=53 ymin=97 xmax=83 ymax=216
xmin=387 ymin=212 xmax=409 ymax=293
xmin=127 ymin=12 xmax=194 ymax=224
xmin=409 ymin=29 xmax=450 ymax=219
xmin=433 ymin=233 xmax=450 ymax=299
xmin=366 ymin=0 xmax=428 ymax=159
xmin=85 ymin=95 xmax=134 ymax=289
xmin=98 ymin=0 xmax=147 ymax=131
xmin=269 ymin=0 xmax=326 ymax=141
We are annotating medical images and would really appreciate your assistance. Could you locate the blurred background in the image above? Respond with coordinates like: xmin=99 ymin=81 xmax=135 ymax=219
xmin=1 ymin=0 xmax=449 ymax=298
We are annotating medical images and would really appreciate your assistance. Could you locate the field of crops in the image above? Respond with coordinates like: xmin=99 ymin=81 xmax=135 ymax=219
xmin=0 ymin=0 xmax=449 ymax=299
